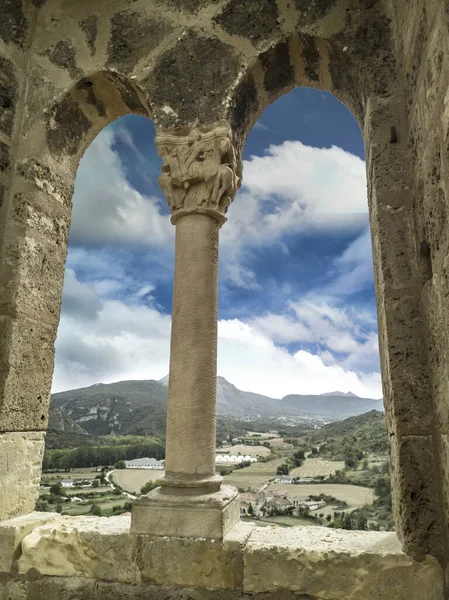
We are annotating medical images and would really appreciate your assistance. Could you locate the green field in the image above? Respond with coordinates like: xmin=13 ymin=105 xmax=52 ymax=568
xmin=222 ymin=459 xmax=284 ymax=491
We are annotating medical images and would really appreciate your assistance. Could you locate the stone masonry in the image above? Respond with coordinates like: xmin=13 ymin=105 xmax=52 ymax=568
xmin=1 ymin=0 xmax=449 ymax=597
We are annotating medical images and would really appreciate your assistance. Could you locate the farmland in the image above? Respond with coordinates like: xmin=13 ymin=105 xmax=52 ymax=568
xmin=222 ymin=458 xmax=284 ymax=491
xmin=217 ymin=444 xmax=271 ymax=458
xmin=266 ymin=483 xmax=375 ymax=510
xmin=111 ymin=469 xmax=164 ymax=494
xmin=291 ymin=458 xmax=345 ymax=478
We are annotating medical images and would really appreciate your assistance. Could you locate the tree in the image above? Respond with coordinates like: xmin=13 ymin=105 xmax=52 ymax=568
xmin=276 ymin=463 xmax=290 ymax=476
xmin=90 ymin=504 xmax=102 ymax=516
xmin=49 ymin=483 xmax=62 ymax=496
xmin=115 ymin=460 xmax=126 ymax=470
xmin=91 ymin=479 xmax=100 ymax=488
xmin=140 ymin=480 xmax=158 ymax=495
xmin=35 ymin=499 xmax=49 ymax=512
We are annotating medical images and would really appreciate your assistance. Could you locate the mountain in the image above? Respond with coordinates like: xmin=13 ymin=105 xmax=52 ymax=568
xmin=50 ymin=380 xmax=167 ymax=437
xmin=280 ymin=393 xmax=383 ymax=418
xmin=49 ymin=377 xmax=383 ymax=442
xmin=320 ymin=391 xmax=359 ymax=398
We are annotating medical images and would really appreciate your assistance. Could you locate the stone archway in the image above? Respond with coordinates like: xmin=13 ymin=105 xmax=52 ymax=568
xmin=0 ymin=69 xmax=152 ymax=520
xmin=0 ymin=0 xmax=448 ymax=572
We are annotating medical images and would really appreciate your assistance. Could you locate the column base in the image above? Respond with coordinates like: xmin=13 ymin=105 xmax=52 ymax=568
xmin=130 ymin=485 xmax=240 ymax=539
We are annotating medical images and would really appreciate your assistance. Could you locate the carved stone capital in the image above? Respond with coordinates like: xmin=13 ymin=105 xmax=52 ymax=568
xmin=155 ymin=123 xmax=240 ymax=225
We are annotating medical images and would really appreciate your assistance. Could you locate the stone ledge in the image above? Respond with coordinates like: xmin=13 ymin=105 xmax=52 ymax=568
xmin=244 ymin=527 xmax=445 ymax=599
xmin=2 ymin=516 xmax=442 ymax=599
xmin=0 ymin=511 xmax=61 ymax=573
xmin=0 ymin=432 xmax=46 ymax=522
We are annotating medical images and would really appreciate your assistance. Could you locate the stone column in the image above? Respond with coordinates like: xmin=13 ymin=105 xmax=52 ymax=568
xmin=131 ymin=124 xmax=241 ymax=539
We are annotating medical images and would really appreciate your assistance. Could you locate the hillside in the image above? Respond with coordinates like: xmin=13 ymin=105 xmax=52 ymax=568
xmin=50 ymin=380 xmax=167 ymax=437
xmin=48 ymin=377 xmax=384 ymax=446
xmin=281 ymin=394 xmax=383 ymax=418
xmin=310 ymin=410 xmax=388 ymax=456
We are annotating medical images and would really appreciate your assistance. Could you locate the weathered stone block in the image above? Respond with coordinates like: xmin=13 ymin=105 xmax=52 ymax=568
xmin=138 ymin=522 xmax=253 ymax=589
xmin=301 ymin=34 xmax=320 ymax=83
xmin=79 ymin=16 xmax=98 ymax=55
xmin=47 ymin=96 xmax=92 ymax=156
xmin=214 ymin=0 xmax=280 ymax=45
xmin=294 ymin=0 xmax=334 ymax=22
xmin=0 ymin=316 xmax=55 ymax=431
xmin=0 ymin=141 xmax=10 ymax=173
xmin=44 ymin=39 xmax=81 ymax=79
xmin=0 ymin=220 xmax=68 ymax=327
xmin=0 ymin=512 xmax=60 ymax=573
xmin=229 ymin=73 xmax=259 ymax=139
xmin=131 ymin=485 xmax=240 ymax=539
xmin=162 ymin=0 xmax=219 ymax=12
xmin=0 ymin=57 xmax=19 ymax=137
xmin=243 ymin=526 xmax=445 ymax=599
xmin=0 ymin=432 xmax=45 ymax=522
xmin=19 ymin=517 xmax=139 ymax=583
xmin=260 ymin=41 xmax=294 ymax=95
xmin=107 ymin=11 xmax=173 ymax=73
xmin=145 ymin=31 xmax=241 ymax=127
xmin=389 ymin=435 xmax=444 ymax=559
xmin=379 ymin=293 xmax=434 ymax=434
xmin=0 ymin=0 xmax=28 ymax=47
xmin=370 ymin=203 xmax=420 ymax=290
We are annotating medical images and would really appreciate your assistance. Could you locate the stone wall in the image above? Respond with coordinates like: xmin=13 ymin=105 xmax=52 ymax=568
xmin=0 ymin=0 xmax=50 ymax=520
xmin=0 ymin=0 xmax=449 ymax=576
xmin=386 ymin=0 xmax=449 ymax=568
xmin=0 ymin=514 xmax=445 ymax=600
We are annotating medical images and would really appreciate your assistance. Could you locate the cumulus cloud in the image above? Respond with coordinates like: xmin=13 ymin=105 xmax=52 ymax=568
xmin=53 ymin=274 xmax=172 ymax=392
xmin=221 ymin=141 xmax=368 ymax=288
xmin=217 ymin=319 xmax=381 ymax=398
xmin=69 ymin=128 xmax=173 ymax=248
xmin=53 ymin=271 xmax=381 ymax=398
xmin=52 ymin=124 xmax=381 ymax=399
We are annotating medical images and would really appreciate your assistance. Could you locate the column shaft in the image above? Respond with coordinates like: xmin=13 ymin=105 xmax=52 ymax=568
xmin=164 ymin=214 xmax=220 ymax=485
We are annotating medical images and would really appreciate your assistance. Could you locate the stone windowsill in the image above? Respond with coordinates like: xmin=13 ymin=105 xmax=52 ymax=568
xmin=0 ymin=512 xmax=445 ymax=600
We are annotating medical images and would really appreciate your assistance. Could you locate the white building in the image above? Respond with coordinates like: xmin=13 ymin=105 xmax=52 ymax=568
xmin=124 ymin=457 xmax=165 ymax=469
xmin=61 ymin=480 xmax=74 ymax=488
xmin=215 ymin=454 xmax=257 ymax=465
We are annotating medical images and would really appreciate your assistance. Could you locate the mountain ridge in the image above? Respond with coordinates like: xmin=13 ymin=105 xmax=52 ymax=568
xmin=49 ymin=376 xmax=383 ymax=441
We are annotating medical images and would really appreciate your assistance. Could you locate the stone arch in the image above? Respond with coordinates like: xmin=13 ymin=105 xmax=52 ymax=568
xmin=221 ymin=29 xmax=447 ymax=563
xmin=0 ymin=68 xmax=154 ymax=520
xmin=0 ymin=0 xmax=448 ymax=575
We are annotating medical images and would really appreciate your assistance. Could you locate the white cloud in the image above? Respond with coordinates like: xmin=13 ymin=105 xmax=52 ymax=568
xmin=221 ymin=141 xmax=368 ymax=288
xmin=53 ymin=271 xmax=381 ymax=398
xmin=53 ymin=128 xmax=381 ymax=399
xmin=217 ymin=319 xmax=381 ymax=398
xmin=53 ymin=275 xmax=172 ymax=392
xmin=324 ymin=227 xmax=374 ymax=297
xmin=70 ymin=128 xmax=173 ymax=248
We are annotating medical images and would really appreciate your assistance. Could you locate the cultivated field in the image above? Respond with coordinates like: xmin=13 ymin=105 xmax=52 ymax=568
xmin=291 ymin=458 xmax=345 ymax=478
xmin=112 ymin=469 xmax=164 ymax=494
xmin=222 ymin=459 xmax=284 ymax=491
xmin=266 ymin=483 xmax=375 ymax=509
xmin=246 ymin=431 xmax=278 ymax=439
xmin=218 ymin=444 xmax=271 ymax=457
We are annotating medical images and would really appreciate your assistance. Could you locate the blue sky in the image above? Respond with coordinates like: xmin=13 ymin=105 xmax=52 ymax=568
xmin=52 ymin=87 xmax=382 ymax=399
